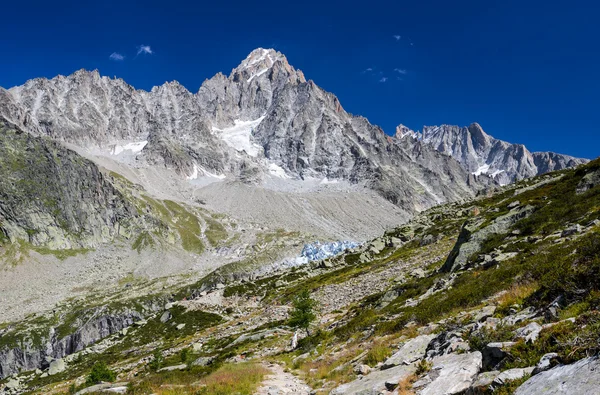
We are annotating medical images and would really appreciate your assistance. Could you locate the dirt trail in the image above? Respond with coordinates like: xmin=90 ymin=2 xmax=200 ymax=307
xmin=255 ymin=363 xmax=312 ymax=395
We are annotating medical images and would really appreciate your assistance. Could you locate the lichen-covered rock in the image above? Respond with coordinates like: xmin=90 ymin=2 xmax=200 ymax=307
xmin=382 ymin=334 xmax=435 ymax=369
xmin=416 ymin=351 xmax=482 ymax=395
xmin=330 ymin=364 xmax=416 ymax=394
xmin=514 ymin=357 xmax=600 ymax=395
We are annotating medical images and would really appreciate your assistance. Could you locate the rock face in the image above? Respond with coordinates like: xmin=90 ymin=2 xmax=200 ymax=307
xmin=0 ymin=119 xmax=139 ymax=249
xmin=382 ymin=334 xmax=435 ymax=368
xmin=514 ymin=357 xmax=600 ymax=395
xmin=417 ymin=351 xmax=482 ymax=395
xmin=0 ymin=305 xmax=151 ymax=378
xmin=398 ymin=123 xmax=587 ymax=185
xmin=1 ymin=48 xmax=485 ymax=217
xmin=442 ymin=204 xmax=535 ymax=272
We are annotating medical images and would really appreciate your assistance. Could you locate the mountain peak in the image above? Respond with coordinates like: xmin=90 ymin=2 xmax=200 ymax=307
xmin=232 ymin=48 xmax=306 ymax=84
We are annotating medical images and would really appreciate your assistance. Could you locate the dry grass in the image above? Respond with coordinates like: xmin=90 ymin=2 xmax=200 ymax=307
xmin=495 ymin=282 xmax=539 ymax=313
xmin=364 ymin=342 xmax=393 ymax=367
xmin=396 ymin=374 xmax=417 ymax=394
xmin=128 ymin=363 xmax=268 ymax=395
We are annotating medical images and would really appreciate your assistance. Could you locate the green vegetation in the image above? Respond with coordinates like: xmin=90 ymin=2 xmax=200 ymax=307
xmin=86 ymin=361 xmax=116 ymax=385
xmin=288 ymin=289 xmax=317 ymax=336
xmin=364 ymin=343 xmax=392 ymax=367
xmin=164 ymin=200 xmax=205 ymax=254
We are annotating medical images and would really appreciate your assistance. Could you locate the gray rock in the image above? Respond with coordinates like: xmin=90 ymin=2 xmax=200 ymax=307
xmin=482 ymin=342 xmax=516 ymax=370
xmin=491 ymin=367 xmax=534 ymax=389
xmin=382 ymin=334 xmax=436 ymax=369
xmin=576 ymin=168 xmax=600 ymax=194
xmin=354 ymin=364 xmax=371 ymax=375
xmin=515 ymin=322 xmax=542 ymax=343
xmin=561 ymin=224 xmax=582 ymax=237
xmin=418 ymin=351 xmax=482 ymax=395
xmin=160 ymin=311 xmax=172 ymax=323
xmin=75 ymin=382 xmax=129 ymax=394
xmin=176 ymin=323 xmax=186 ymax=330
xmin=442 ymin=205 xmax=535 ymax=272
xmin=191 ymin=356 xmax=215 ymax=367
xmin=330 ymin=363 xmax=416 ymax=394
xmin=157 ymin=364 xmax=187 ymax=372
xmin=532 ymin=353 xmax=560 ymax=375
xmin=507 ymin=201 xmax=521 ymax=209
xmin=514 ymin=357 xmax=600 ymax=395
xmin=5 ymin=378 xmax=20 ymax=390
xmin=467 ymin=371 xmax=499 ymax=395
xmin=48 ymin=358 xmax=66 ymax=375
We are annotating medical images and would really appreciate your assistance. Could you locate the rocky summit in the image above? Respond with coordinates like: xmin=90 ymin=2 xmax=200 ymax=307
xmin=0 ymin=47 xmax=598 ymax=395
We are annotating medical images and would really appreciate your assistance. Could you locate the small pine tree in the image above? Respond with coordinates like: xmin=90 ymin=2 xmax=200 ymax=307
xmin=149 ymin=349 xmax=164 ymax=371
xmin=86 ymin=361 xmax=116 ymax=385
xmin=288 ymin=289 xmax=317 ymax=336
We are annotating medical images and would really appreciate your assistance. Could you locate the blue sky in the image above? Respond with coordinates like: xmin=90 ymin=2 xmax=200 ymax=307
xmin=1 ymin=0 xmax=598 ymax=159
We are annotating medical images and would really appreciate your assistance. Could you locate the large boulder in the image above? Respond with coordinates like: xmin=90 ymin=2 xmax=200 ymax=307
xmin=416 ymin=351 xmax=482 ymax=395
xmin=330 ymin=364 xmax=416 ymax=395
xmin=514 ymin=357 xmax=600 ymax=395
xmin=442 ymin=205 xmax=535 ymax=272
xmin=382 ymin=334 xmax=436 ymax=369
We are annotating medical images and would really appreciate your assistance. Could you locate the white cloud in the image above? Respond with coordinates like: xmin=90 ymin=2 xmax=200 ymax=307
xmin=394 ymin=68 xmax=407 ymax=74
xmin=379 ymin=77 xmax=388 ymax=83
xmin=393 ymin=35 xmax=401 ymax=41
xmin=137 ymin=45 xmax=153 ymax=55
xmin=109 ymin=52 xmax=125 ymax=61
xmin=362 ymin=67 xmax=374 ymax=74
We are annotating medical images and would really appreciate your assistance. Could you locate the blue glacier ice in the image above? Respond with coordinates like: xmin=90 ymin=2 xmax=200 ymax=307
xmin=300 ymin=240 xmax=360 ymax=262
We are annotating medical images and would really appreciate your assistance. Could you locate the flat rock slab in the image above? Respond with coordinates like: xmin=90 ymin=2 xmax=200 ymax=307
xmin=157 ymin=364 xmax=187 ymax=372
xmin=382 ymin=334 xmax=436 ymax=369
xmin=331 ymin=364 xmax=416 ymax=395
xmin=417 ymin=351 xmax=482 ymax=395
xmin=514 ymin=357 xmax=600 ymax=395
xmin=75 ymin=382 xmax=129 ymax=394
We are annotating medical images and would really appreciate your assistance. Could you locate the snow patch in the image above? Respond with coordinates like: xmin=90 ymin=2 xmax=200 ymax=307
xmin=472 ymin=164 xmax=491 ymax=176
xmin=247 ymin=68 xmax=269 ymax=83
xmin=268 ymin=163 xmax=290 ymax=179
xmin=320 ymin=177 xmax=339 ymax=185
xmin=111 ymin=141 xmax=148 ymax=156
xmin=187 ymin=163 xmax=226 ymax=180
xmin=490 ymin=169 xmax=505 ymax=178
xmin=212 ymin=116 xmax=265 ymax=157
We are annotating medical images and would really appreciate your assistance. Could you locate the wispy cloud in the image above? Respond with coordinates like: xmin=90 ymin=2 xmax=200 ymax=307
xmin=109 ymin=52 xmax=125 ymax=61
xmin=136 ymin=45 xmax=153 ymax=55
xmin=379 ymin=77 xmax=388 ymax=83
xmin=394 ymin=68 xmax=407 ymax=74
xmin=393 ymin=35 xmax=401 ymax=41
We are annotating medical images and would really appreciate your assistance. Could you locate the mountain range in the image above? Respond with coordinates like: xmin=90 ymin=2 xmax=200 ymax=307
xmin=0 ymin=48 xmax=585 ymax=232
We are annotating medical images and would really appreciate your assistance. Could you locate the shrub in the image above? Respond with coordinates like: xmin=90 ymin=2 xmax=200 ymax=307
xmin=86 ymin=361 xmax=116 ymax=385
xmin=364 ymin=343 xmax=392 ymax=367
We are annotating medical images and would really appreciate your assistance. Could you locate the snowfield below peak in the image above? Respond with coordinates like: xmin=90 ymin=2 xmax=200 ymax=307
xmin=212 ymin=117 xmax=266 ymax=157
xmin=110 ymin=141 xmax=148 ymax=156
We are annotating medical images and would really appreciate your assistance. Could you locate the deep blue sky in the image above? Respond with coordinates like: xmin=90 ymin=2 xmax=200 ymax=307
xmin=1 ymin=0 xmax=598 ymax=159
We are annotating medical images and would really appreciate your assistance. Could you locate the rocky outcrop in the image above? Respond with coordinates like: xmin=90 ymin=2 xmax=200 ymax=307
xmin=399 ymin=123 xmax=587 ymax=185
xmin=442 ymin=203 xmax=535 ymax=272
xmin=330 ymin=363 xmax=416 ymax=394
xmin=0 ymin=303 xmax=162 ymax=378
xmin=514 ymin=357 xmax=600 ymax=395
xmin=416 ymin=352 xmax=482 ymax=395
xmin=0 ymin=119 xmax=139 ymax=249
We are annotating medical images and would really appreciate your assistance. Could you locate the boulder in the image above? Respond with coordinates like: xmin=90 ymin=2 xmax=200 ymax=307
xmin=176 ymin=323 xmax=186 ymax=330
xmin=192 ymin=356 xmax=215 ymax=367
xmin=48 ymin=358 xmax=66 ymax=375
xmin=160 ymin=311 xmax=172 ymax=323
xmin=532 ymin=353 xmax=560 ymax=375
xmin=157 ymin=364 xmax=187 ymax=372
xmin=382 ymin=334 xmax=435 ymax=369
xmin=507 ymin=201 xmax=520 ymax=209
xmin=515 ymin=322 xmax=542 ymax=343
xmin=576 ymin=169 xmax=600 ymax=194
xmin=467 ymin=371 xmax=499 ymax=395
xmin=354 ymin=364 xmax=371 ymax=375
xmin=417 ymin=351 xmax=482 ymax=395
xmin=482 ymin=342 xmax=516 ymax=370
xmin=330 ymin=364 xmax=416 ymax=394
xmin=75 ymin=382 xmax=129 ymax=394
xmin=192 ymin=342 xmax=203 ymax=352
xmin=514 ymin=357 xmax=600 ymax=395
xmin=491 ymin=367 xmax=534 ymax=389
xmin=561 ymin=224 xmax=582 ymax=238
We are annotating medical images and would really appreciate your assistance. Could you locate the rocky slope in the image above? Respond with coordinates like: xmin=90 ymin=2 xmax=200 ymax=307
xmin=2 ymin=157 xmax=598 ymax=394
xmin=396 ymin=123 xmax=587 ymax=185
